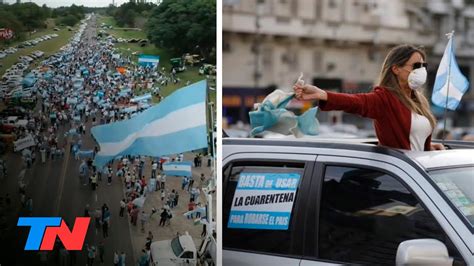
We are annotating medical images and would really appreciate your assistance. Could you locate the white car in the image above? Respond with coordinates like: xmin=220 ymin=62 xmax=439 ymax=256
xmin=150 ymin=232 xmax=197 ymax=266
xmin=33 ymin=51 xmax=44 ymax=57
xmin=5 ymin=76 xmax=22 ymax=83
xmin=0 ymin=52 xmax=6 ymax=59
xmin=15 ymin=63 xmax=28 ymax=70
xmin=2 ymin=116 xmax=19 ymax=126
xmin=5 ymin=48 xmax=17 ymax=54
xmin=223 ymin=138 xmax=474 ymax=266
xmin=5 ymin=75 xmax=22 ymax=81
xmin=19 ymin=56 xmax=34 ymax=62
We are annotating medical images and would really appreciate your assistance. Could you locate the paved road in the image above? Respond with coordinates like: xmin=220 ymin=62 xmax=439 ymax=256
xmin=0 ymin=15 xmax=135 ymax=266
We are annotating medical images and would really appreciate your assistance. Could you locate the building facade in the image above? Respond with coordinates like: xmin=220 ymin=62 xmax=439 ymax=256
xmin=223 ymin=0 xmax=474 ymax=128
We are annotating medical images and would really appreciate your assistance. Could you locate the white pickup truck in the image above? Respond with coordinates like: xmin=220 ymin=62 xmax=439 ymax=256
xmin=150 ymin=232 xmax=197 ymax=266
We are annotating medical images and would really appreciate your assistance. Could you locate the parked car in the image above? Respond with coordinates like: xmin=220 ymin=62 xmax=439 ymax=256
xmin=183 ymin=53 xmax=204 ymax=66
xmin=0 ymin=116 xmax=20 ymax=133
xmin=0 ymin=52 xmax=6 ymax=59
xmin=0 ymin=106 xmax=28 ymax=118
xmin=5 ymin=75 xmax=22 ymax=83
xmin=223 ymin=138 xmax=474 ymax=265
xmin=32 ymin=51 xmax=44 ymax=58
xmin=19 ymin=56 xmax=34 ymax=63
xmin=0 ymin=87 xmax=8 ymax=99
xmin=15 ymin=63 xmax=28 ymax=70
xmin=5 ymin=48 xmax=17 ymax=54
xmin=170 ymin=58 xmax=186 ymax=72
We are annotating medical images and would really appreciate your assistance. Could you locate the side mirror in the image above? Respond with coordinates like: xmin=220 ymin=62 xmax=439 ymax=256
xmin=396 ymin=239 xmax=453 ymax=266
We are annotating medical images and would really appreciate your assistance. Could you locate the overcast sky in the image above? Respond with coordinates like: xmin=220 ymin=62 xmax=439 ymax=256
xmin=1 ymin=0 xmax=151 ymax=8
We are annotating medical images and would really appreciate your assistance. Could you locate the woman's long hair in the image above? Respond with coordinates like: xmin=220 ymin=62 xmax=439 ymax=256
xmin=377 ymin=44 xmax=437 ymax=130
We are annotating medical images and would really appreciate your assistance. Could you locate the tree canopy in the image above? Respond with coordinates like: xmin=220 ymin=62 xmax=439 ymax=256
xmin=112 ymin=2 xmax=155 ymax=28
xmin=146 ymin=0 xmax=216 ymax=62
xmin=0 ymin=3 xmax=85 ymax=42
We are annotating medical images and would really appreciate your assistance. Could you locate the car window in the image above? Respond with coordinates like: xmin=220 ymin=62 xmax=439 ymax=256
xmin=171 ymin=237 xmax=184 ymax=257
xmin=318 ymin=166 xmax=465 ymax=265
xmin=223 ymin=161 xmax=306 ymax=256
xmin=180 ymin=251 xmax=194 ymax=259
xmin=428 ymin=167 xmax=474 ymax=229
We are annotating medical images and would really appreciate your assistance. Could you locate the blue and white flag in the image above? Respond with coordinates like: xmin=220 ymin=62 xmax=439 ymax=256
xmin=91 ymin=80 xmax=208 ymax=168
xmin=249 ymin=89 xmax=319 ymax=138
xmin=432 ymin=32 xmax=470 ymax=110
xmin=163 ymin=161 xmax=192 ymax=177
xmin=138 ymin=55 xmax=160 ymax=68
xmin=130 ymin=93 xmax=152 ymax=103
xmin=76 ymin=149 xmax=94 ymax=159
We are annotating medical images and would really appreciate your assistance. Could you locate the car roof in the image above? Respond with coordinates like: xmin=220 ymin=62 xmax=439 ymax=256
xmin=223 ymin=137 xmax=474 ymax=171
xmin=403 ymin=149 xmax=474 ymax=170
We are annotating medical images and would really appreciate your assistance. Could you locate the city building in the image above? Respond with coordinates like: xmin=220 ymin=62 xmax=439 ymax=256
xmin=223 ymin=0 xmax=474 ymax=129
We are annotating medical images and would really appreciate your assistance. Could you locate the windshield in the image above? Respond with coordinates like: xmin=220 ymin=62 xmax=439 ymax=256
xmin=429 ymin=167 xmax=474 ymax=229
xmin=170 ymin=237 xmax=184 ymax=257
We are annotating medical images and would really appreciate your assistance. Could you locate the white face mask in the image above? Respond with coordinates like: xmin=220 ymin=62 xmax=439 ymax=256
xmin=407 ymin=67 xmax=427 ymax=90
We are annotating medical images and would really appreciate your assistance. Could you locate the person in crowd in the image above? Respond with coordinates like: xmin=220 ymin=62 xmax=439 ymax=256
xmin=159 ymin=208 xmax=168 ymax=226
xmin=119 ymin=198 xmax=126 ymax=217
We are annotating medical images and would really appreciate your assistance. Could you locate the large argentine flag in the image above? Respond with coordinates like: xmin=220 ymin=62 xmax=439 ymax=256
xmin=163 ymin=161 xmax=192 ymax=177
xmin=91 ymin=80 xmax=208 ymax=168
xmin=432 ymin=33 xmax=470 ymax=110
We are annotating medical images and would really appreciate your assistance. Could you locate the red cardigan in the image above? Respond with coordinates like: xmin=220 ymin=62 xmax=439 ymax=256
xmin=319 ymin=86 xmax=432 ymax=151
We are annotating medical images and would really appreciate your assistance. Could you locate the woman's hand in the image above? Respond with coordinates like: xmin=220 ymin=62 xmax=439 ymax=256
xmin=293 ymin=83 xmax=328 ymax=101
xmin=430 ymin=143 xmax=446 ymax=151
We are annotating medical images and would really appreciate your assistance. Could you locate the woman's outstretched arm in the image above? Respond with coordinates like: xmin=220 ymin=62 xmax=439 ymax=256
xmin=293 ymin=83 xmax=388 ymax=120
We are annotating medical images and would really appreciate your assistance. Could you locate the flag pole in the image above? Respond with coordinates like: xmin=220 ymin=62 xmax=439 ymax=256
xmin=441 ymin=31 xmax=454 ymax=146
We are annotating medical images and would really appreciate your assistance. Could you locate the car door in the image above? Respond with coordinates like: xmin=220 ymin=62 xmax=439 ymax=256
xmin=300 ymin=155 xmax=466 ymax=265
xmin=223 ymin=151 xmax=317 ymax=266
xmin=178 ymin=251 xmax=195 ymax=265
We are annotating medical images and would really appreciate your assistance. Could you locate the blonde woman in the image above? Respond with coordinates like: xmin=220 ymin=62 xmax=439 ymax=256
xmin=294 ymin=44 xmax=445 ymax=151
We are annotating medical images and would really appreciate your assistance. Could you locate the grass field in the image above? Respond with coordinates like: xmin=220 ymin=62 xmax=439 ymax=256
xmin=0 ymin=17 xmax=77 ymax=76
xmin=109 ymin=29 xmax=147 ymax=39
xmin=0 ymin=27 xmax=76 ymax=76
xmin=100 ymin=15 xmax=216 ymax=105
xmin=98 ymin=16 xmax=118 ymax=28
xmin=114 ymin=43 xmax=208 ymax=100
xmin=0 ymin=18 xmax=66 ymax=49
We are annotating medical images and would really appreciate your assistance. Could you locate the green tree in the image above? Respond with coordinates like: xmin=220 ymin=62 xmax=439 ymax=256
xmin=60 ymin=14 xmax=79 ymax=26
xmin=0 ymin=9 xmax=25 ymax=41
xmin=105 ymin=4 xmax=116 ymax=17
xmin=146 ymin=0 xmax=216 ymax=62
xmin=10 ymin=3 xmax=48 ymax=31
xmin=54 ymin=4 xmax=85 ymax=27
xmin=113 ymin=2 xmax=155 ymax=28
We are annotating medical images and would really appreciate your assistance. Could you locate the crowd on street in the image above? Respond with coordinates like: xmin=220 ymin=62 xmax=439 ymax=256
xmin=0 ymin=12 xmax=214 ymax=265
